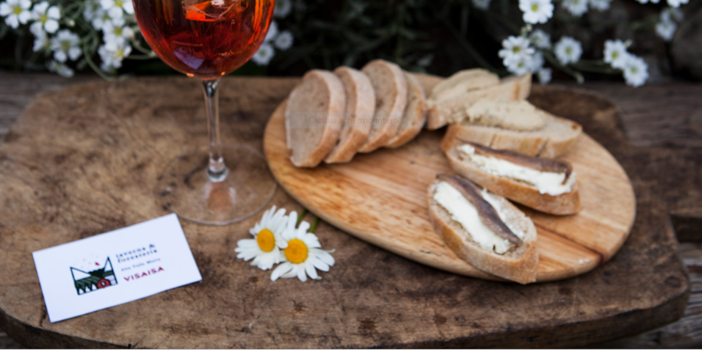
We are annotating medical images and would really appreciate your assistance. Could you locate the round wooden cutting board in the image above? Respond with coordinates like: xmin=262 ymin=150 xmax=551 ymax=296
xmin=263 ymin=75 xmax=636 ymax=283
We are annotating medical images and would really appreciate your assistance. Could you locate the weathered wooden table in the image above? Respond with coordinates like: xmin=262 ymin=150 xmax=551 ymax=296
xmin=0 ymin=73 xmax=700 ymax=348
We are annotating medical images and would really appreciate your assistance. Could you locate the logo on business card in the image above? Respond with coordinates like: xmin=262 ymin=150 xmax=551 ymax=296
xmin=70 ymin=257 xmax=118 ymax=295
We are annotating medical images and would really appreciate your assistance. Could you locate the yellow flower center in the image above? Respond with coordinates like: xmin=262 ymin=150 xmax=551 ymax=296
xmin=612 ymin=51 xmax=618 ymax=59
xmin=115 ymin=0 xmax=124 ymax=8
xmin=256 ymin=229 xmax=276 ymax=252
xmin=531 ymin=4 xmax=539 ymax=11
xmin=284 ymin=239 xmax=308 ymax=264
xmin=40 ymin=13 xmax=48 ymax=24
xmin=12 ymin=5 xmax=22 ymax=15
xmin=512 ymin=46 xmax=521 ymax=54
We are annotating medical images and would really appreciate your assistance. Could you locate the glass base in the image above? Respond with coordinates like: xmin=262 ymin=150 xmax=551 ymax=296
xmin=157 ymin=143 xmax=277 ymax=225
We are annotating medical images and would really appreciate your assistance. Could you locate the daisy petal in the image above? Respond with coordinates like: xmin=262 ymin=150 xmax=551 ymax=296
xmin=271 ymin=262 xmax=292 ymax=281
xmin=305 ymin=261 xmax=319 ymax=280
xmin=309 ymin=255 xmax=330 ymax=272
xmin=296 ymin=265 xmax=307 ymax=282
xmin=315 ymin=250 xmax=335 ymax=266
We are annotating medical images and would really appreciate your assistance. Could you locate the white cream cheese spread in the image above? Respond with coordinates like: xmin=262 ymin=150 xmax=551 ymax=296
xmin=458 ymin=145 xmax=576 ymax=196
xmin=433 ymin=181 xmax=513 ymax=254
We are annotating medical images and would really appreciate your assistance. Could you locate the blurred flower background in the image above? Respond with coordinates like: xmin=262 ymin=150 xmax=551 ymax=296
xmin=0 ymin=0 xmax=700 ymax=86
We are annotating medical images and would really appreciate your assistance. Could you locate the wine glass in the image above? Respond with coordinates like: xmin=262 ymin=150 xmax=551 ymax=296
xmin=132 ymin=0 xmax=277 ymax=225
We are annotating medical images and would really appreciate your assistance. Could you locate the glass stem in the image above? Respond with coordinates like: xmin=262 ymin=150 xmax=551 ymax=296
xmin=202 ymin=79 xmax=228 ymax=182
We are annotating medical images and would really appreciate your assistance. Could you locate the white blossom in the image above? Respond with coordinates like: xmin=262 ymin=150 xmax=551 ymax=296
xmin=0 ymin=0 xmax=32 ymax=29
xmin=265 ymin=20 xmax=278 ymax=42
xmin=504 ymin=55 xmax=534 ymax=75
xmin=529 ymin=29 xmax=551 ymax=49
xmin=554 ymin=36 xmax=582 ymax=65
xmin=274 ymin=0 xmax=292 ymax=18
xmin=103 ymin=21 xmax=134 ymax=44
xmin=47 ymin=60 xmax=74 ymax=77
xmin=252 ymin=43 xmax=275 ymax=65
xmin=472 ymin=0 xmax=491 ymax=10
xmin=589 ymin=0 xmax=611 ymax=11
xmin=537 ymin=68 xmax=552 ymax=84
xmin=530 ymin=51 xmax=545 ymax=71
xmin=519 ymin=0 xmax=553 ymax=24
xmin=655 ymin=19 xmax=676 ymax=41
xmin=603 ymin=39 xmax=629 ymax=69
xmin=622 ymin=55 xmax=648 ymax=87
xmin=274 ymin=30 xmax=293 ymax=50
xmin=91 ymin=7 xmax=124 ymax=31
xmin=498 ymin=36 xmax=534 ymax=62
xmin=98 ymin=37 xmax=131 ymax=70
xmin=563 ymin=0 xmax=588 ymax=17
xmin=30 ymin=2 xmax=60 ymax=34
xmin=666 ymin=0 xmax=688 ymax=8
xmin=100 ymin=0 xmax=133 ymax=14
xmin=83 ymin=0 xmax=101 ymax=22
xmin=50 ymin=29 xmax=82 ymax=62
xmin=32 ymin=29 xmax=50 ymax=52
xmin=636 ymin=0 xmax=660 ymax=3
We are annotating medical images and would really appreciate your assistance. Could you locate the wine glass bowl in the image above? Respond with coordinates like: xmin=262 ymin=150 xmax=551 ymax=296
xmin=132 ymin=0 xmax=277 ymax=225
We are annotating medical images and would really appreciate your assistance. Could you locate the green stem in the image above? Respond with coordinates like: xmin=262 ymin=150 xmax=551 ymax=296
xmin=309 ymin=217 xmax=320 ymax=233
xmin=296 ymin=209 xmax=308 ymax=226
xmin=82 ymin=42 xmax=114 ymax=80
xmin=542 ymin=50 xmax=584 ymax=83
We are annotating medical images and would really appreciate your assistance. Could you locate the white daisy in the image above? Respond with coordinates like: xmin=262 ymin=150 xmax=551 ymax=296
xmin=0 ymin=0 xmax=32 ymax=29
xmin=589 ymin=0 xmax=611 ymax=10
xmin=529 ymin=29 xmax=551 ymax=49
xmin=274 ymin=30 xmax=293 ymax=50
xmin=666 ymin=0 xmax=688 ymax=7
xmin=271 ymin=212 xmax=335 ymax=282
xmin=103 ymin=21 xmax=134 ymax=44
xmin=30 ymin=2 xmax=60 ymax=35
xmin=251 ymin=43 xmax=275 ymax=66
xmin=235 ymin=206 xmax=288 ymax=271
xmin=519 ymin=0 xmax=553 ymax=24
xmin=100 ymin=0 xmax=133 ymax=14
xmin=51 ymin=29 xmax=82 ymax=63
xmin=603 ymin=39 xmax=629 ymax=69
xmin=274 ymin=0 xmax=292 ymax=18
xmin=98 ymin=37 xmax=131 ymax=70
xmin=264 ymin=20 xmax=278 ymax=42
xmin=47 ymin=60 xmax=74 ymax=77
xmin=32 ymin=29 xmax=50 ymax=52
xmin=498 ymin=35 xmax=534 ymax=62
xmin=554 ymin=36 xmax=582 ymax=65
xmin=472 ymin=0 xmax=491 ymax=10
xmin=537 ymin=68 xmax=552 ymax=84
xmin=504 ymin=54 xmax=533 ymax=75
xmin=562 ymin=0 xmax=588 ymax=17
xmin=622 ymin=55 xmax=648 ymax=87
xmin=655 ymin=19 xmax=676 ymax=41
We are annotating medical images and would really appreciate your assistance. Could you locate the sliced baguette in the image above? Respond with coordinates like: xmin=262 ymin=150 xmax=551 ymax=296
xmin=358 ymin=60 xmax=407 ymax=152
xmin=427 ymin=174 xmax=539 ymax=284
xmin=386 ymin=73 xmax=427 ymax=148
xmin=428 ymin=69 xmax=500 ymax=104
xmin=325 ymin=67 xmax=375 ymax=163
xmin=285 ymin=70 xmax=346 ymax=168
xmin=441 ymin=112 xmax=582 ymax=158
xmin=443 ymin=139 xmax=582 ymax=215
xmin=426 ymin=72 xmax=532 ymax=130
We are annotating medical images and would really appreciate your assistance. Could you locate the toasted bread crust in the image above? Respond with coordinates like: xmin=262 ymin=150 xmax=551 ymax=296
xmin=426 ymin=73 xmax=532 ymax=130
xmin=442 ymin=142 xmax=582 ymax=215
xmin=359 ymin=60 xmax=408 ymax=152
xmin=386 ymin=73 xmax=427 ymax=148
xmin=441 ymin=112 xmax=582 ymax=159
xmin=427 ymin=180 xmax=539 ymax=284
xmin=285 ymin=70 xmax=346 ymax=167
xmin=325 ymin=67 xmax=375 ymax=163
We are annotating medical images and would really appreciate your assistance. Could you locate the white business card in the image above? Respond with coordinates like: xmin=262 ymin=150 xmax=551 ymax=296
xmin=32 ymin=214 xmax=202 ymax=323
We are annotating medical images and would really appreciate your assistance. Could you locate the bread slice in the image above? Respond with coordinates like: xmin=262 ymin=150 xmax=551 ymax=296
xmin=426 ymin=72 xmax=532 ymax=130
xmin=285 ymin=70 xmax=346 ymax=167
xmin=441 ymin=112 xmax=582 ymax=159
xmin=386 ymin=73 xmax=427 ymax=148
xmin=324 ymin=67 xmax=375 ymax=163
xmin=442 ymin=139 xmax=582 ymax=215
xmin=428 ymin=69 xmax=500 ymax=104
xmin=427 ymin=174 xmax=539 ymax=284
xmin=358 ymin=60 xmax=408 ymax=152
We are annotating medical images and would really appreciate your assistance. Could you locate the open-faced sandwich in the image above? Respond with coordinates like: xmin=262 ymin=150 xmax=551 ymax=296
xmin=442 ymin=136 xmax=581 ymax=215
xmin=428 ymin=174 xmax=539 ymax=284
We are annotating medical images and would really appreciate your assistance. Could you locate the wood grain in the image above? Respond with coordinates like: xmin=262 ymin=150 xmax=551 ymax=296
xmin=0 ymin=73 xmax=692 ymax=348
xmin=263 ymin=75 xmax=636 ymax=282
